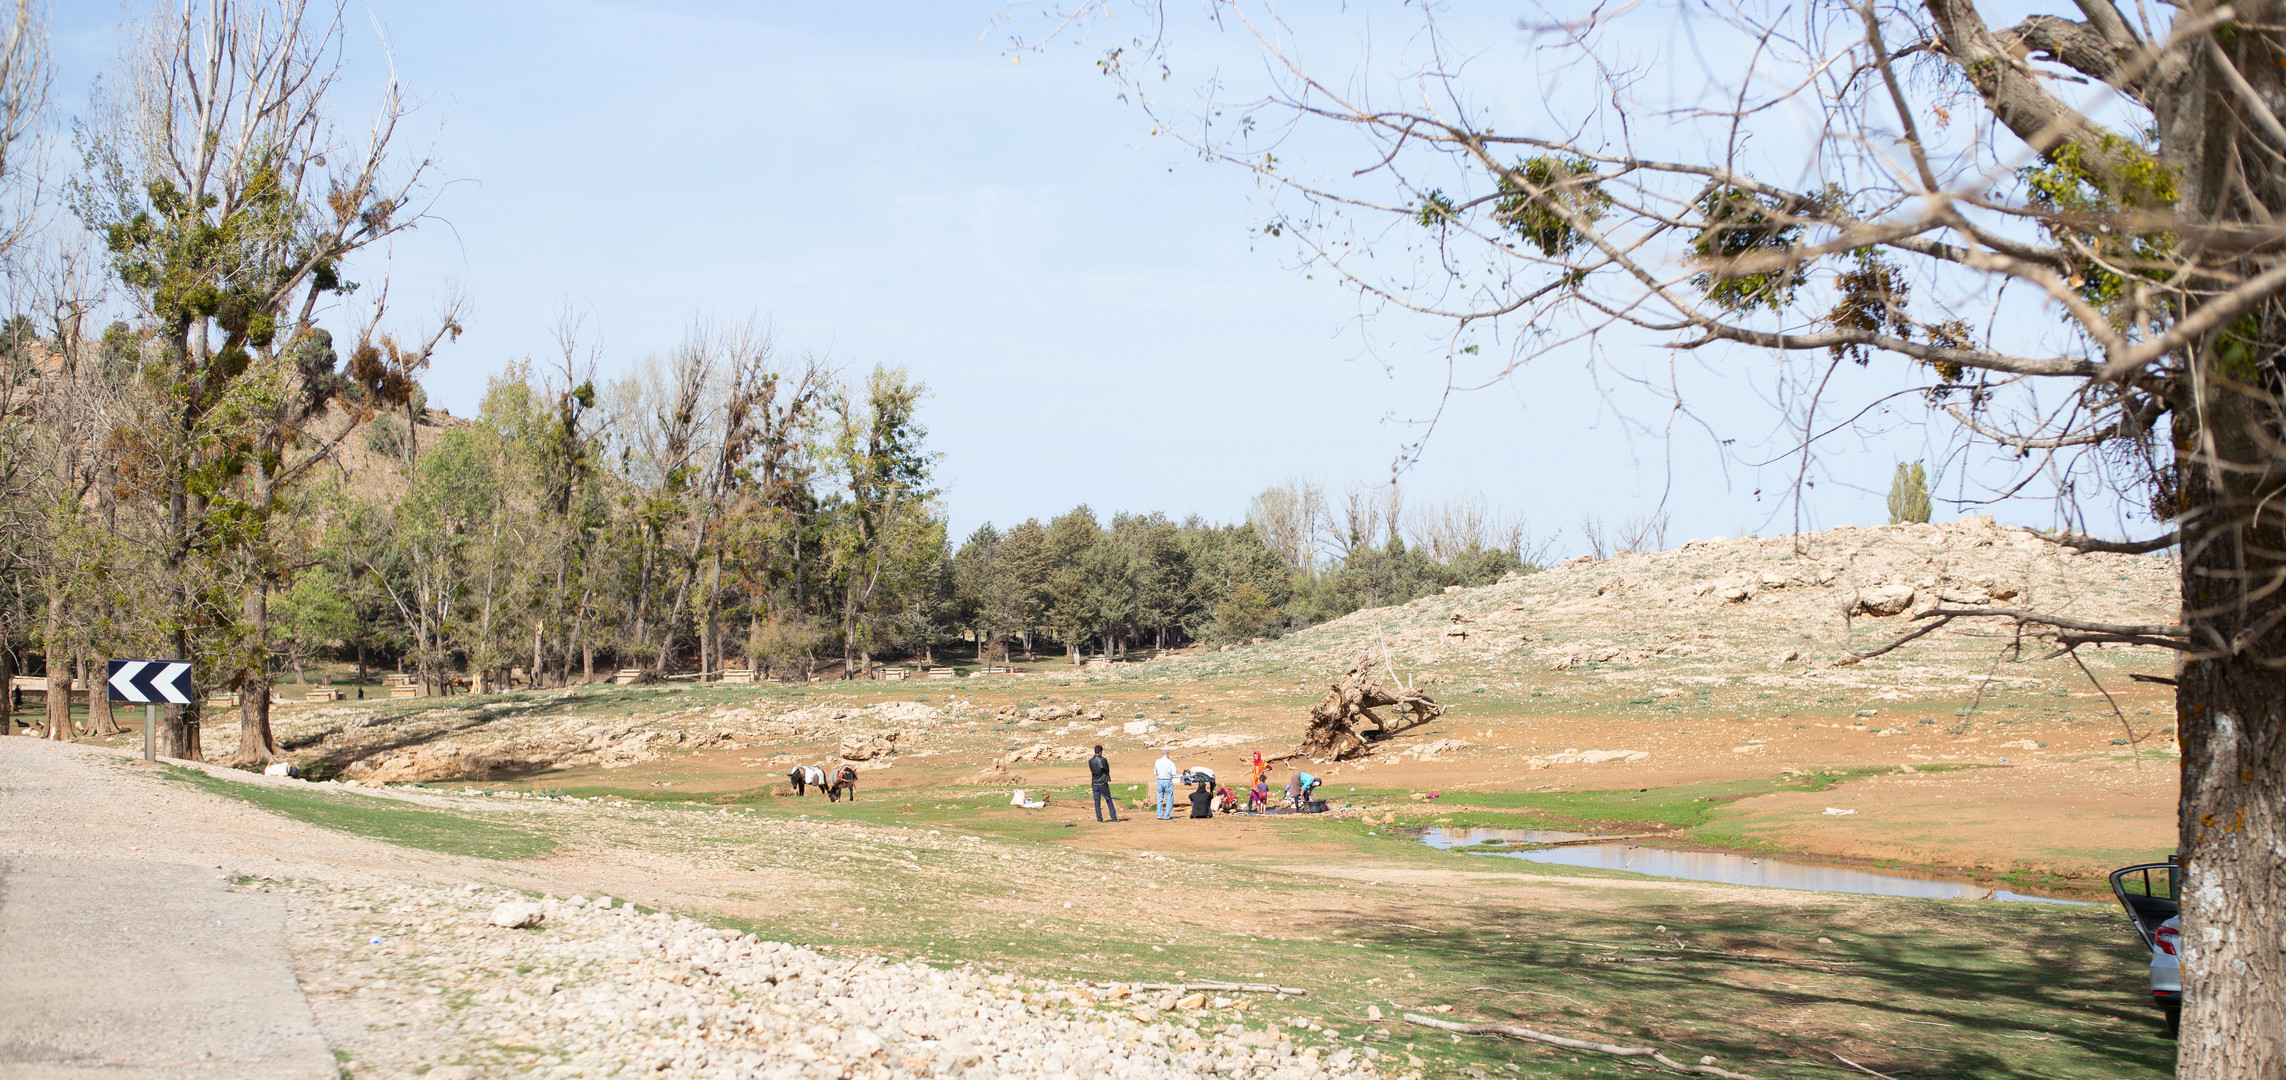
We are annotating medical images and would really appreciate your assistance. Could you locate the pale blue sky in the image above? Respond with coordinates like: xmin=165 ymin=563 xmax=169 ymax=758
xmin=50 ymin=1 xmax=2136 ymax=552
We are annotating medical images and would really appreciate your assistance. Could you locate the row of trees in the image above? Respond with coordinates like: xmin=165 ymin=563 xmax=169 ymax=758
xmin=944 ymin=482 xmax=1545 ymax=665
xmin=312 ymin=331 xmax=949 ymax=695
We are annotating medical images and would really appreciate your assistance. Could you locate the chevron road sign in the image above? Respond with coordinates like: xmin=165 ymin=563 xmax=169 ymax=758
xmin=107 ymin=659 xmax=194 ymax=705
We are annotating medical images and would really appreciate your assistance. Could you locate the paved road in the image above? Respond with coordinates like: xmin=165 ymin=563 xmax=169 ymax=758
xmin=0 ymin=739 xmax=335 ymax=1080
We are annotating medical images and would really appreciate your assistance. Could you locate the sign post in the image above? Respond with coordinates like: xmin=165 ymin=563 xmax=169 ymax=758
xmin=107 ymin=659 xmax=193 ymax=762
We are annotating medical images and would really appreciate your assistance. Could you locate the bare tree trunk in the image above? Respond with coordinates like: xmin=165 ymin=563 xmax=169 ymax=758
xmin=699 ymin=603 xmax=712 ymax=682
xmin=2176 ymin=395 xmax=2286 ymax=1072
xmin=532 ymin=620 xmax=543 ymax=689
xmin=582 ymin=645 xmax=593 ymax=683
xmin=0 ymin=648 xmax=15 ymax=734
xmin=233 ymin=582 xmax=276 ymax=767
xmin=163 ymin=393 xmax=199 ymax=760
xmin=705 ymin=551 xmax=722 ymax=681
xmin=631 ymin=539 xmax=655 ymax=663
xmin=43 ymin=654 xmax=71 ymax=741
xmin=82 ymin=656 xmax=118 ymax=736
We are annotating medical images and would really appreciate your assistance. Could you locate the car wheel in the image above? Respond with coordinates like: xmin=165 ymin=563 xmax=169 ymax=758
xmin=2163 ymin=1006 xmax=2180 ymax=1038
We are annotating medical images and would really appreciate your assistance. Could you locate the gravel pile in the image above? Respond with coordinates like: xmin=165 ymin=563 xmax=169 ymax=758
xmin=286 ymin=879 xmax=1395 ymax=1080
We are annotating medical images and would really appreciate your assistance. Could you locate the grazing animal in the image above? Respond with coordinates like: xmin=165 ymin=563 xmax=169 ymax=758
xmin=828 ymin=764 xmax=859 ymax=802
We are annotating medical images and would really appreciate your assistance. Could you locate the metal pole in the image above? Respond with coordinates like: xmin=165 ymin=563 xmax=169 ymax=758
xmin=144 ymin=704 xmax=155 ymax=762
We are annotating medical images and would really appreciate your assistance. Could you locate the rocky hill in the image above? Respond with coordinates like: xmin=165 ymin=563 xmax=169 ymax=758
xmin=1249 ymin=514 xmax=2178 ymax=703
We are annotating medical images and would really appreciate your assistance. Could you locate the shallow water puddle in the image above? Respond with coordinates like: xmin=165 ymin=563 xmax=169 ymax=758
xmin=1418 ymin=827 xmax=2090 ymax=904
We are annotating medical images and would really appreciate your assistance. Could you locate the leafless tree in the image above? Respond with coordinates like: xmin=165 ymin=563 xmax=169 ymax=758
xmin=1326 ymin=482 xmax=1401 ymax=560
xmin=1406 ymin=491 xmax=1542 ymax=561
xmin=1247 ymin=476 xmax=1329 ymax=575
xmin=1017 ymin=0 xmax=2286 ymax=1063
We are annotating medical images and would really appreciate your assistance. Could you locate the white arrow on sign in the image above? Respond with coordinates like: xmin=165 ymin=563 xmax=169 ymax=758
xmin=107 ymin=660 xmax=148 ymax=702
xmin=153 ymin=662 xmax=193 ymax=704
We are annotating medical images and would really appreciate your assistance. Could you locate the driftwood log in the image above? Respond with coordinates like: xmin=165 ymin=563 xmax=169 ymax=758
xmin=1299 ymin=652 xmax=1444 ymax=760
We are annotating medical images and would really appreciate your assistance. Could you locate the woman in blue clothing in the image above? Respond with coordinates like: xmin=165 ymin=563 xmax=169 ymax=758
xmin=1291 ymin=770 xmax=1321 ymax=809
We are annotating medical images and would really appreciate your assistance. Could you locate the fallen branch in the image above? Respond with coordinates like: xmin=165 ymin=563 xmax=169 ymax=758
xmin=1403 ymin=1014 xmax=1761 ymax=1080
xmin=2128 ymin=672 xmax=2178 ymax=686
xmin=1833 ymin=1052 xmax=1901 ymax=1079
xmin=1090 ymin=980 xmax=1309 ymax=996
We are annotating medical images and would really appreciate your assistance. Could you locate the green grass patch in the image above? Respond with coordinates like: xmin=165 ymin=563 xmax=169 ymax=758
xmin=163 ymin=766 xmax=555 ymax=860
xmin=1341 ymin=768 xmax=1916 ymax=830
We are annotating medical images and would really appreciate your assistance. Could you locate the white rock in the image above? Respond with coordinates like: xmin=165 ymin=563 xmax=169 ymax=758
xmin=489 ymin=901 xmax=545 ymax=928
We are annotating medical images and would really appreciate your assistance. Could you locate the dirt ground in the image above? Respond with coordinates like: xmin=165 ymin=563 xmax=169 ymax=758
xmin=464 ymin=678 xmax=2178 ymax=887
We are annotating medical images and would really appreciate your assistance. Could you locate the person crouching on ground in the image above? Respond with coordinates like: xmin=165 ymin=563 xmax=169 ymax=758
xmin=1188 ymin=781 xmax=1215 ymax=818
xmin=1154 ymin=750 xmax=1178 ymax=819
xmin=1292 ymin=770 xmax=1322 ymax=810
xmin=1088 ymin=744 xmax=1119 ymax=822
xmin=1214 ymin=785 xmax=1238 ymax=814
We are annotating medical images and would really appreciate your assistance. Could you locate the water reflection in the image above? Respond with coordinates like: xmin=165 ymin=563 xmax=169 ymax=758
xmin=1418 ymin=827 xmax=2088 ymax=904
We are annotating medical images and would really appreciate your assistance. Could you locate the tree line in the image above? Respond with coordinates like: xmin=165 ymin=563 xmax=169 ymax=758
xmin=944 ymin=483 xmax=1538 ymax=667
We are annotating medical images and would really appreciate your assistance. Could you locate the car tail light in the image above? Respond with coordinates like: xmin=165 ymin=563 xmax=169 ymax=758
xmin=2155 ymin=925 xmax=2180 ymax=956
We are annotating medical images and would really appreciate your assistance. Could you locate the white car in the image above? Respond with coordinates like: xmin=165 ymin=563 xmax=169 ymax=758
xmin=2109 ymin=861 xmax=2182 ymax=1036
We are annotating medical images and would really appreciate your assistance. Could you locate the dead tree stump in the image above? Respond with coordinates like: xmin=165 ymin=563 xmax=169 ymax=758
xmin=1300 ymin=652 xmax=1445 ymax=760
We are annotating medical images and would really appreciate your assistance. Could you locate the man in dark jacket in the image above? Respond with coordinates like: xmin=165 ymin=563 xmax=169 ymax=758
xmin=1088 ymin=745 xmax=1119 ymax=822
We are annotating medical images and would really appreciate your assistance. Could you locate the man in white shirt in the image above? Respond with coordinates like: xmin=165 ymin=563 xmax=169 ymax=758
xmin=1153 ymin=751 xmax=1179 ymax=820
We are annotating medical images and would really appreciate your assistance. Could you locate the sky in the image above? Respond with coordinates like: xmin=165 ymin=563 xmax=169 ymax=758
xmin=47 ymin=0 xmax=2147 ymax=555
